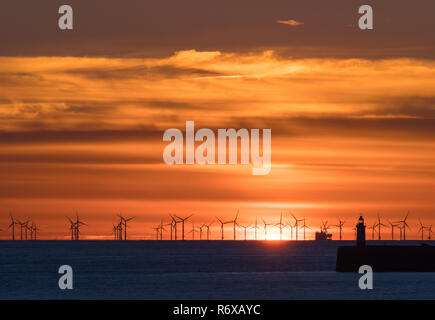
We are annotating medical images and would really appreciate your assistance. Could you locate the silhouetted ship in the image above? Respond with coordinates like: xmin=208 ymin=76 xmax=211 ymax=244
xmin=336 ymin=216 xmax=435 ymax=272
xmin=315 ymin=231 xmax=332 ymax=240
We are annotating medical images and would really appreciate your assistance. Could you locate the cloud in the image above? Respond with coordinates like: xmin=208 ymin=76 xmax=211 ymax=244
xmin=1 ymin=51 xmax=435 ymax=224
xmin=1 ymin=53 xmax=435 ymax=136
xmin=276 ymin=19 xmax=304 ymax=27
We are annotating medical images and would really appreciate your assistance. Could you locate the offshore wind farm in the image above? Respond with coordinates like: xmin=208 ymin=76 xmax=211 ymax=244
xmin=2 ymin=210 xmax=434 ymax=241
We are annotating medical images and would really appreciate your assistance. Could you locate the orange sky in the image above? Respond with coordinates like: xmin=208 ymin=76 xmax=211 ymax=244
xmin=1 ymin=1 xmax=435 ymax=240
xmin=1 ymin=52 xmax=435 ymax=239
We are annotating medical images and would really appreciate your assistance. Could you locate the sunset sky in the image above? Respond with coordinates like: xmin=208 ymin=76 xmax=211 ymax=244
xmin=1 ymin=0 xmax=435 ymax=240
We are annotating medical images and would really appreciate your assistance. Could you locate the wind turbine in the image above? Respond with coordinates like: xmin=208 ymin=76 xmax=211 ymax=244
xmin=397 ymin=225 xmax=403 ymax=240
xmin=238 ymin=224 xmax=251 ymax=240
xmin=291 ymin=212 xmax=303 ymax=241
xmin=118 ymin=221 xmax=124 ymax=240
xmin=112 ymin=223 xmax=119 ymax=240
xmin=368 ymin=222 xmax=377 ymax=240
xmin=254 ymin=217 xmax=259 ymax=240
xmin=117 ymin=222 xmax=122 ymax=240
xmin=205 ymin=221 xmax=213 ymax=240
xmin=189 ymin=223 xmax=196 ymax=240
xmin=301 ymin=217 xmax=311 ymax=240
xmin=32 ymin=223 xmax=39 ymax=240
xmin=118 ymin=214 xmax=135 ymax=240
xmin=387 ymin=220 xmax=398 ymax=240
xmin=152 ymin=226 xmax=160 ymax=240
xmin=198 ymin=224 xmax=205 ymax=240
xmin=275 ymin=212 xmax=285 ymax=240
xmin=262 ymin=218 xmax=273 ymax=240
xmin=216 ymin=217 xmax=226 ymax=240
xmin=174 ymin=214 xmax=193 ymax=240
xmin=225 ymin=211 xmax=238 ymax=240
xmin=24 ymin=222 xmax=29 ymax=240
xmin=352 ymin=226 xmax=357 ymax=240
xmin=28 ymin=222 xmax=34 ymax=240
xmin=116 ymin=219 xmax=123 ymax=240
xmin=158 ymin=219 xmax=166 ymax=240
xmin=164 ymin=220 xmax=174 ymax=240
xmin=418 ymin=219 xmax=428 ymax=241
xmin=113 ymin=222 xmax=118 ymax=240
xmin=428 ymin=225 xmax=434 ymax=240
xmin=170 ymin=215 xmax=178 ymax=240
xmin=8 ymin=215 xmax=17 ymax=240
xmin=376 ymin=213 xmax=387 ymax=240
xmin=66 ymin=216 xmax=76 ymax=240
xmin=286 ymin=221 xmax=295 ymax=240
xmin=334 ymin=219 xmax=345 ymax=240
xmin=395 ymin=212 xmax=411 ymax=241
xmin=17 ymin=220 xmax=28 ymax=240
xmin=75 ymin=213 xmax=87 ymax=240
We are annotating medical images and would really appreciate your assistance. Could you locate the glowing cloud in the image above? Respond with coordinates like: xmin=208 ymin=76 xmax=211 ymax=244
xmin=276 ymin=19 xmax=304 ymax=27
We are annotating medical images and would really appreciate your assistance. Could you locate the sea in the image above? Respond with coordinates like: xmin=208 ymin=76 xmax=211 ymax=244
xmin=1 ymin=240 xmax=434 ymax=299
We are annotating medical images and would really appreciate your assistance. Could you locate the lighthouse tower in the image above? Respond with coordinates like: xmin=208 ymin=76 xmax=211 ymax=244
xmin=356 ymin=216 xmax=366 ymax=247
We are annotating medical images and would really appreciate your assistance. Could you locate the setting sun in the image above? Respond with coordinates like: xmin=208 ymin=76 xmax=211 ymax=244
xmin=265 ymin=233 xmax=284 ymax=241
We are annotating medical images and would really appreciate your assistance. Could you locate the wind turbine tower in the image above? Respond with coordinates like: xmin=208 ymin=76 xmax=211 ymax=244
xmin=334 ymin=219 xmax=345 ymax=240
xmin=418 ymin=219 xmax=428 ymax=241
xmin=8 ymin=215 xmax=17 ymax=240
xmin=291 ymin=212 xmax=303 ymax=241
xmin=376 ymin=213 xmax=387 ymax=240
xmin=396 ymin=212 xmax=410 ymax=241
xmin=301 ymin=217 xmax=310 ymax=240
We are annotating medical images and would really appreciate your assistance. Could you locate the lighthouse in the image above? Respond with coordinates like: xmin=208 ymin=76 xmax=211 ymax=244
xmin=356 ymin=216 xmax=366 ymax=247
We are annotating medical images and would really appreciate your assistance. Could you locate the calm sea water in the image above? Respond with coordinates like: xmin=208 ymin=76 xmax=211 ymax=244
xmin=1 ymin=240 xmax=434 ymax=299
